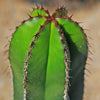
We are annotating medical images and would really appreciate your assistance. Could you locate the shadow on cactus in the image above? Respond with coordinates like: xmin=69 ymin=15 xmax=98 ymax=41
xmin=9 ymin=6 xmax=88 ymax=100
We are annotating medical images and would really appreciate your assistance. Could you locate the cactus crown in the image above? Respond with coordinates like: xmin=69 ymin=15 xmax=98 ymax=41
xmin=9 ymin=6 xmax=88 ymax=100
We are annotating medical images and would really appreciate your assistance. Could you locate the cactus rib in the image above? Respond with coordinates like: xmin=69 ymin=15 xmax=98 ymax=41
xmin=24 ymin=19 xmax=50 ymax=99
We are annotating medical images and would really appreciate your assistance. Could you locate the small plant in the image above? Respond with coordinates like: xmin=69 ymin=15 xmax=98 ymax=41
xmin=9 ymin=6 xmax=88 ymax=100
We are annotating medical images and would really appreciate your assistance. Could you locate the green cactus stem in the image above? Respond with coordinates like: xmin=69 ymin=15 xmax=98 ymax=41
xmin=9 ymin=6 xmax=88 ymax=100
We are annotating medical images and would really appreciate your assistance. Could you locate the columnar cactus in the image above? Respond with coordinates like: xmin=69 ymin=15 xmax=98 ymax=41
xmin=9 ymin=6 xmax=88 ymax=100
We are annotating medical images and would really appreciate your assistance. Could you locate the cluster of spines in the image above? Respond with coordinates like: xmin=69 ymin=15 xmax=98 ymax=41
xmin=52 ymin=6 xmax=66 ymax=17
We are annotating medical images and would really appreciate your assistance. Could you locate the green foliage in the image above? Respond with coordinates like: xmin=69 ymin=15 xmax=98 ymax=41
xmin=9 ymin=6 xmax=88 ymax=100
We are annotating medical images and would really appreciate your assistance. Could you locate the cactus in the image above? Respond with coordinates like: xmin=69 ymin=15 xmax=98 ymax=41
xmin=9 ymin=6 xmax=88 ymax=100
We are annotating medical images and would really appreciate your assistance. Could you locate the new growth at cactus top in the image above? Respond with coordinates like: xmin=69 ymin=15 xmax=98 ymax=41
xmin=9 ymin=6 xmax=88 ymax=100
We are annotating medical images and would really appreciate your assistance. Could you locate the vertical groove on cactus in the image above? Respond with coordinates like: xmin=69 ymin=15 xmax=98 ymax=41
xmin=9 ymin=6 xmax=88 ymax=100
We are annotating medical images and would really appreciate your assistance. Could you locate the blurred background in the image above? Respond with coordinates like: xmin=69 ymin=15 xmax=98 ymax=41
xmin=0 ymin=0 xmax=100 ymax=100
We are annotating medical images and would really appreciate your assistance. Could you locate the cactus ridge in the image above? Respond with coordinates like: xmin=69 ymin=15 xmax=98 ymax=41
xmin=52 ymin=19 xmax=70 ymax=99
xmin=24 ymin=19 xmax=50 ymax=99
xmin=9 ymin=6 xmax=88 ymax=100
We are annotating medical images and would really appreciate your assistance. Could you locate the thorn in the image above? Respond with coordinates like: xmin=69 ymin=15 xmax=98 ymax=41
xmin=38 ymin=13 xmax=42 ymax=17
xmin=59 ymin=6 xmax=62 ymax=9
xmin=59 ymin=6 xmax=65 ymax=10
xmin=45 ymin=16 xmax=49 ymax=19
xmin=67 ymin=68 xmax=72 ymax=71
xmin=68 ymin=14 xmax=73 ymax=20
xmin=41 ymin=6 xmax=44 ymax=10
xmin=74 ymin=21 xmax=78 ymax=25
xmin=89 ymin=49 xmax=93 ymax=55
xmin=55 ymin=22 xmax=59 ymax=26
xmin=40 ymin=25 xmax=43 ymax=28
xmin=61 ymin=39 xmax=65 ymax=44
xmin=63 ymin=48 xmax=67 ymax=52
xmin=4 ymin=43 xmax=9 ymax=48
xmin=88 ymin=56 xmax=93 ymax=61
xmin=30 ymin=16 xmax=33 ymax=19
xmin=52 ymin=13 xmax=56 ymax=17
xmin=45 ymin=19 xmax=49 ymax=23
xmin=84 ymin=28 xmax=89 ymax=31
xmin=62 ymin=5 xmax=65 ymax=9
xmin=52 ymin=18 xmax=56 ymax=23
xmin=27 ymin=12 xmax=30 ymax=16
xmin=32 ymin=7 xmax=35 ymax=11
xmin=85 ymin=68 xmax=91 ymax=74
xmin=45 ymin=10 xmax=49 ymax=14
xmin=78 ymin=21 xmax=84 ymax=24
xmin=67 ymin=76 xmax=72 ymax=79
xmin=47 ymin=17 xmax=52 ymax=21
xmin=37 ymin=6 xmax=39 ymax=9
xmin=28 ymin=51 xmax=31 ymax=56
xmin=67 ymin=79 xmax=71 ymax=86
xmin=65 ymin=58 xmax=71 ymax=63
xmin=35 ymin=32 xmax=39 ymax=38
xmin=31 ymin=41 xmax=35 ymax=47
xmin=40 ymin=25 xmax=44 ymax=29
xmin=80 ymin=27 xmax=84 ymax=31
xmin=16 ymin=26 xmax=18 ymax=30
xmin=58 ymin=14 xmax=63 ymax=18
xmin=56 ymin=7 xmax=59 ymax=11
xmin=59 ymin=30 xmax=63 ymax=34
xmin=22 ymin=20 xmax=26 ymax=24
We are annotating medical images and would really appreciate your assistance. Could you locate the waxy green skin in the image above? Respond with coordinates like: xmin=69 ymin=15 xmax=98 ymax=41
xmin=9 ymin=7 xmax=88 ymax=100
